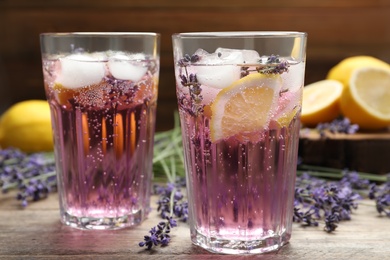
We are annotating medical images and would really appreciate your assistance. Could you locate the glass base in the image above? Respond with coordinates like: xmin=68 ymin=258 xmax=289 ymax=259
xmin=192 ymin=229 xmax=290 ymax=255
xmin=61 ymin=209 xmax=146 ymax=230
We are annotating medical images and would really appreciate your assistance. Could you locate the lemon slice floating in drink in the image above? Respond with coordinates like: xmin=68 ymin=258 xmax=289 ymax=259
xmin=210 ymin=73 xmax=281 ymax=142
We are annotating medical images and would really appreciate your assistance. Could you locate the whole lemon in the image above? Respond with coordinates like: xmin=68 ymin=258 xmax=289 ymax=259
xmin=326 ymin=56 xmax=390 ymax=87
xmin=0 ymin=100 xmax=54 ymax=152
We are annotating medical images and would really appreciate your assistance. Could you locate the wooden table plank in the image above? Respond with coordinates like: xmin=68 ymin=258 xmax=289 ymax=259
xmin=0 ymin=191 xmax=389 ymax=259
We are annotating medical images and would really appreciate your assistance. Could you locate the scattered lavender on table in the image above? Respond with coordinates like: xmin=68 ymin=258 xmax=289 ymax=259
xmin=294 ymin=171 xmax=362 ymax=232
xmin=0 ymin=148 xmax=56 ymax=207
xmin=294 ymin=168 xmax=390 ymax=232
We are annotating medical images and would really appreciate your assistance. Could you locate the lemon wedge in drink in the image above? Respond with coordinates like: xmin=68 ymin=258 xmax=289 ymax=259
xmin=53 ymin=83 xmax=78 ymax=106
xmin=340 ymin=67 xmax=390 ymax=129
xmin=210 ymin=73 xmax=280 ymax=142
xmin=274 ymin=106 xmax=300 ymax=128
xmin=301 ymin=79 xmax=343 ymax=126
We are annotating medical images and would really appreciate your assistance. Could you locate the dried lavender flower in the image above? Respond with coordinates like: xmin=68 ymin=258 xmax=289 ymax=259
xmin=294 ymin=170 xmax=362 ymax=232
xmin=138 ymin=216 xmax=178 ymax=249
xmin=177 ymin=54 xmax=204 ymax=117
xmin=0 ymin=148 xmax=56 ymax=207
xmin=155 ymin=179 xmax=188 ymax=222
xmin=369 ymin=174 xmax=390 ymax=217
xmin=139 ymin=181 xmax=187 ymax=249
xmin=316 ymin=117 xmax=359 ymax=137
xmin=256 ymin=55 xmax=290 ymax=75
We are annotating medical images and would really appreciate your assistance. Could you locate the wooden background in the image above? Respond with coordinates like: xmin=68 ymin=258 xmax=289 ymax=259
xmin=1 ymin=0 xmax=390 ymax=131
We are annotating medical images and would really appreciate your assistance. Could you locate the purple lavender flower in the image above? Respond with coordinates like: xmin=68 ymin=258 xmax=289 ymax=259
xmin=294 ymin=170 xmax=363 ymax=232
xmin=139 ymin=179 xmax=188 ymax=250
xmin=324 ymin=212 xmax=339 ymax=232
xmin=177 ymin=66 xmax=203 ymax=117
xmin=155 ymin=182 xmax=188 ymax=222
xmin=256 ymin=55 xmax=290 ymax=75
xmin=293 ymin=207 xmax=319 ymax=227
xmin=369 ymin=174 xmax=390 ymax=217
xmin=0 ymin=148 xmax=56 ymax=207
xmin=138 ymin=216 xmax=178 ymax=249
xmin=316 ymin=117 xmax=359 ymax=136
xmin=340 ymin=171 xmax=370 ymax=190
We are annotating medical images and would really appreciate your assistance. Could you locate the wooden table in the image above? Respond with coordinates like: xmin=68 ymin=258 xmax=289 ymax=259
xmin=1 ymin=191 xmax=389 ymax=259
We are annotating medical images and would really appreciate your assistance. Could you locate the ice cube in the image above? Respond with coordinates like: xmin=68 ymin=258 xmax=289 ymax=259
xmin=108 ymin=53 xmax=148 ymax=82
xmin=56 ymin=54 xmax=105 ymax=89
xmin=201 ymin=85 xmax=221 ymax=105
xmin=196 ymin=65 xmax=241 ymax=89
xmin=281 ymin=62 xmax=305 ymax=92
xmin=194 ymin=48 xmax=244 ymax=89
xmin=215 ymin=48 xmax=260 ymax=64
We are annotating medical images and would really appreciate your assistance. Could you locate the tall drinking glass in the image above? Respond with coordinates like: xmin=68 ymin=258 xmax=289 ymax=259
xmin=40 ymin=32 xmax=160 ymax=230
xmin=172 ymin=32 xmax=306 ymax=254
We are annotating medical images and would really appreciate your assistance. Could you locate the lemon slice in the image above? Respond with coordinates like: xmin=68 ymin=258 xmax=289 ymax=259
xmin=301 ymin=79 xmax=343 ymax=126
xmin=272 ymin=89 xmax=302 ymax=128
xmin=53 ymin=83 xmax=78 ymax=105
xmin=340 ymin=67 xmax=390 ymax=129
xmin=210 ymin=73 xmax=280 ymax=142
xmin=274 ymin=106 xmax=300 ymax=128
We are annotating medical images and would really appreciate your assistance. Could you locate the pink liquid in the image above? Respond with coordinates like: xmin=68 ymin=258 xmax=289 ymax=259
xmin=177 ymin=63 xmax=302 ymax=253
xmin=42 ymin=55 xmax=158 ymax=229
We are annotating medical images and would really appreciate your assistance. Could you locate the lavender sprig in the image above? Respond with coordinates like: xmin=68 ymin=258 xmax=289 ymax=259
xmin=177 ymin=54 xmax=203 ymax=117
xmin=240 ymin=55 xmax=290 ymax=77
xmin=138 ymin=217 xmax=177 ymax=249
xmin=155 ymin=179 xmax=188 ymax=222
xmin=257 ymin=55 xmax=290 ymax=74
xmin=0 ymin=148 xmax=56 ymax=207
xmin=139 ymin=114 xmax=188 ymax=250
xmin=368 ymin=174 xmax=390 ymax=217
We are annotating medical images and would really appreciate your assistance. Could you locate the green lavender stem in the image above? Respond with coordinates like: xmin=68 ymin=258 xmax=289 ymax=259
xmin=298 ymin=164 xmax=387 ymax=182
xmin=152 ymin=112 xmax=185 ymax=182
xmin=2 ymin=171 xmax=56 ymax=192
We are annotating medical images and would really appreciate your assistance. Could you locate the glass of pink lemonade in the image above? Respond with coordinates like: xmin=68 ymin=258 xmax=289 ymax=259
xmin=40 ymin=33 xmax=160 ymax=230
xmin=172 ymin=32 xmax=307 ymax=254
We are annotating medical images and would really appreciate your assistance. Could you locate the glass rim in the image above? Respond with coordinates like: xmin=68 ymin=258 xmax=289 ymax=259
xmin=173 ymin=31 xmax=306 ymax=38
xmin=40 ymin=32 xmax=160 ymax=37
